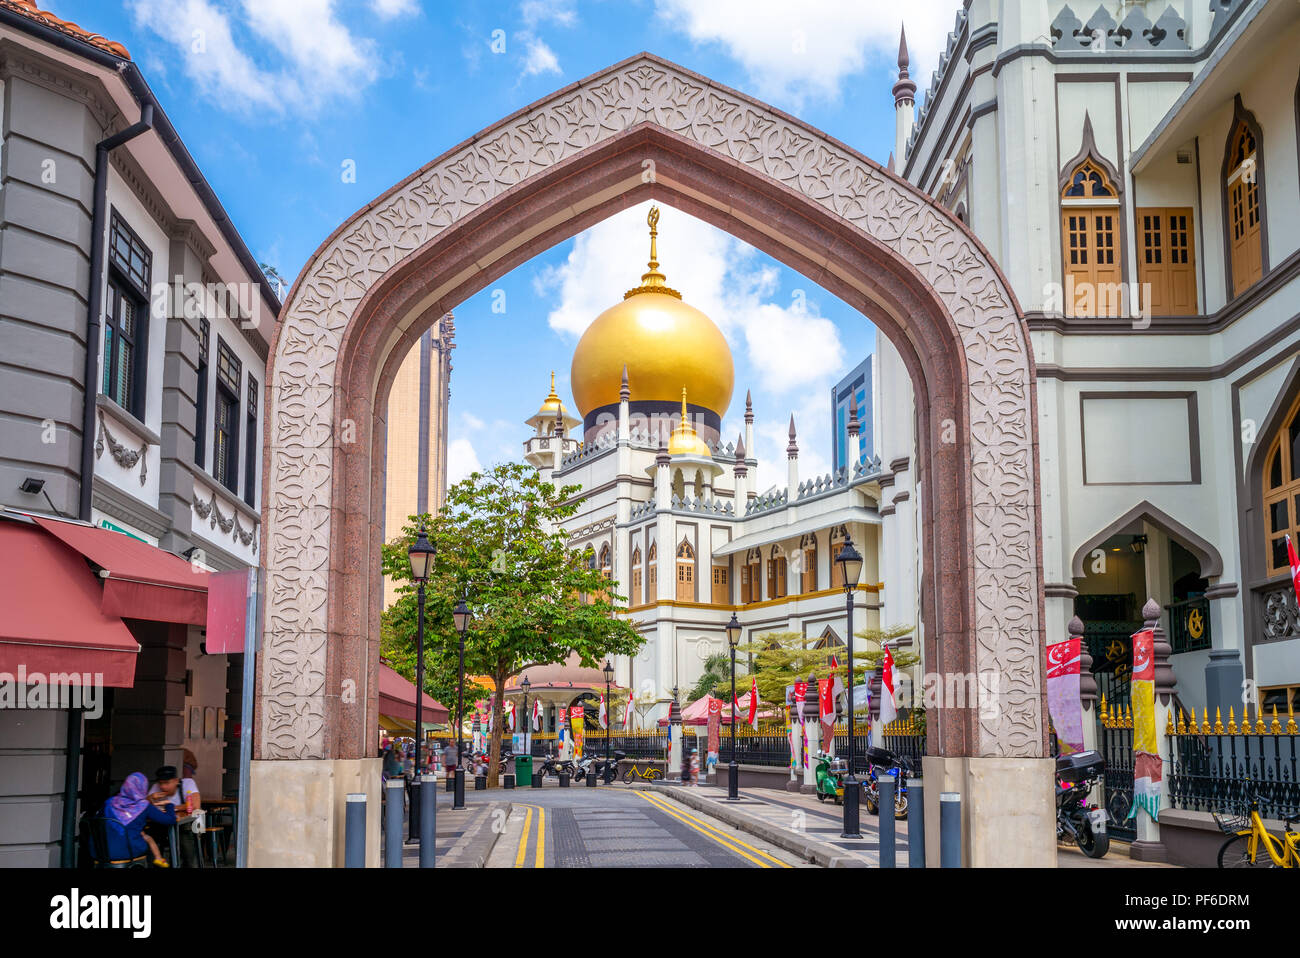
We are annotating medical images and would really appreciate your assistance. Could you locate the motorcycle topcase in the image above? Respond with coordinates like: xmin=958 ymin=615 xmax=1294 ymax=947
xmin=1054 ymin=749 xmax=1105 ymax=783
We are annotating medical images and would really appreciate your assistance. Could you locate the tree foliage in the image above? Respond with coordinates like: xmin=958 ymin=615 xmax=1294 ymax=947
xmin=686 ymin=652 xmax=745 ymax=704
xmin=380 ymin=462 xmax=644 ymax=784
xmin=736 ymin=624 xmax=918 ymax=707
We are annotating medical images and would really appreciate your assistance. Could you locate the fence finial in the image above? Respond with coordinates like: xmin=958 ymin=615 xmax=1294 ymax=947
xmin=1202 ymin=707 xmax=1211 ymax=735
xmin=1165 ymin=710 xmax=1176 ymax=735
xmin=1288 ymin=701 xmax=1298 ymax=735
xmin=1227 ymin=706 xmax=1237 ymax=735
xmin=1255 ymin=703 xmax=1267 ymax=735
xmin=1177 ymin=708 xmax=1187 ymax=734
xmin=1271 ymin=704 xmax=1282 ymax=735
xmin=1214 ymin=707 xmax=1224 ymax=734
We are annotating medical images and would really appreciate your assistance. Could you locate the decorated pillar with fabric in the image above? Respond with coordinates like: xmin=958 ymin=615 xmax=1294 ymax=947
xmin=569 ymin=704 xmax=585 ymax=760
xmin=706 ymin=697 xmax=721 ymax=776
xmin=801 ymin=674 xmax=820 ymax=790
xmin=1128 ymin=598 xmax=1176 ymax=862
xmin=1046 ymin=632 xmax=1084 ymax=755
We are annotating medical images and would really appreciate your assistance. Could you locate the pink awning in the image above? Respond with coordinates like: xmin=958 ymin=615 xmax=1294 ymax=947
xmin=33 ymin=516 xmax=208 ymax=625
xmin=379 ymin=662 xmax=448 ymax=724
xmin=0 ymin=522 xmax=140 ymax=687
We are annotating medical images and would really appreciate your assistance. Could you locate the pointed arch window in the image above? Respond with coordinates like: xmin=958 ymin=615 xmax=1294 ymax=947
xmin=1060 ymin=157 xmax=1122 ymax=316
xmin=631 ymin=546 xmax=643 ymax=605
xmin=742 ymin=547 xmax=762 ymax=604
xmin=1262 ymin=393 xmax=1300 ymax=577
xmin=798 ymin=533 xmax=818 ymax=594
xmin=829 ymin=525 xmax=848 ymax=589
xmin=676 ymin=538 xmax=695 ymax=602
xmin=647 ymin=543 xmax=657 ymax=600
xmin=1226 ymin=119 xmax=1263 ymax=297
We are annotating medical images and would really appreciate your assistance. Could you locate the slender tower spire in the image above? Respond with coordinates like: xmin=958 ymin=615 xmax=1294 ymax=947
xmin=893 ymin=24 xmax=917 ymax=166
xmin=743 ymin=389 xmax=754 ymax=465
xmin=733 ymin=433 xmax=747 ymax=507
xmin=787 ymin=415 xmax=799 ymax=496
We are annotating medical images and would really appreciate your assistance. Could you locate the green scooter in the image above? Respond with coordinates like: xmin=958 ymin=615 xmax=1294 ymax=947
xmin=813 ymin=751 xmax=848 ymax=805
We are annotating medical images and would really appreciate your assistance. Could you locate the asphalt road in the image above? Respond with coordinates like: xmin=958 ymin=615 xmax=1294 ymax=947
xmin=481 ymin=784 xmax=808 ymax=868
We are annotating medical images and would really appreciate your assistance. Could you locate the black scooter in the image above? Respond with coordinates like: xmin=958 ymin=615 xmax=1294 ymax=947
xmin=1055 ymin=750 xmax=1110 ymax=858
xmin=863 ymin=746 xmax=912 ymax=819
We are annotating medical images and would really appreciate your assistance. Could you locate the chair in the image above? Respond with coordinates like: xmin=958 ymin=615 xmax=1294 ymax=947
xmin=82 ymin=813 xmax=148 ymax=869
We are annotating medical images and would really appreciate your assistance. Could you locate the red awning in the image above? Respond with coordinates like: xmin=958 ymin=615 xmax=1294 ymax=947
xmin=32 ymin=516 xmax=208 ymax=625
xmin=0 ymin=522 xmax=140 ymax=687
xmin=379 ymin=662 xmax=449 ymax=724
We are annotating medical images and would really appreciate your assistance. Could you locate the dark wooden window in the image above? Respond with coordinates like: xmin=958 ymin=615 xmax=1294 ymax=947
xmin=711 ymin=565 xmax=728 ymax=605
xmin=103 ymin=279 xmax=144 ymax=417
xmin=213 ymin=338 xmax=241 ymax=494
xmin=1227 ymin=122 xmax=1263 ymax=296
xmin=1060 ymin=159 xmax=1122 ymax=317
xmin=195 ymin=318 xmax=209 ymax=468
xmin=244 ymin=374 xmax=258 ymax=507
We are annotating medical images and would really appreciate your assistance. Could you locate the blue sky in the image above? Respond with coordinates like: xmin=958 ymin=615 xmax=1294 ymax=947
xmin=50 ymin=0 xmax=962 ymax=491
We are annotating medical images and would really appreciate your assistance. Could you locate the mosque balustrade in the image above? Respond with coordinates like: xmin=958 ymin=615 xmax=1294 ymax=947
xmin=744 ymin=489 xmax=789 ymax=516
xmin=794 ymin=456 xmax=883 ymax=505
xmin=667 ymin=493 xmax=735 ymax=517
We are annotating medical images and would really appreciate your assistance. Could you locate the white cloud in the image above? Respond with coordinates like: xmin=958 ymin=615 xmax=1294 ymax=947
xmin=372 ymin=0 xmax=419 ymax=19
xmin=520 ymin=0 xmax=577 ymax=28
xmin=520 ymin=35 xmax=561 ymax=77
xmin=653 ymin=0 xmax=961 ymax=107
xmin=128 ymin=0 xmax=381 ymax=115
xmin=447 ymin=437 xmax=483 ymax=485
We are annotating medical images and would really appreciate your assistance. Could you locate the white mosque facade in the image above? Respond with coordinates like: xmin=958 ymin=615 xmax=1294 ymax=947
xmin=521 ymin=209 xmax=922 ymax=725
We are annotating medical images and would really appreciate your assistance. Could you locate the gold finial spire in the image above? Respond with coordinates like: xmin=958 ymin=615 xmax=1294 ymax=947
xmin=625 ymin=205 xmax=682 ymax=300
xmin=546 ymin=370 xmax=559 ymax=403
xmin=680 ymin=386 xmax=688 ymax=423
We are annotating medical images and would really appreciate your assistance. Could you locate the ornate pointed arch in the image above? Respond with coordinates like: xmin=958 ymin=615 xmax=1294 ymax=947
xmin=1070 ymin=500 xmax=1224 ymax=579
xmin=259 ymin=55 xmax=1044 ymax=849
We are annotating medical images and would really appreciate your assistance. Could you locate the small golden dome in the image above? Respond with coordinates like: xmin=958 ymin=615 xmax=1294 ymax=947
xmin=535 ymin=371 xmax=567 ymax=418
xmin=667 ymin=388 xmax=712 ymax=458
xmin=570 ymin=207 xmax=733 ymax=417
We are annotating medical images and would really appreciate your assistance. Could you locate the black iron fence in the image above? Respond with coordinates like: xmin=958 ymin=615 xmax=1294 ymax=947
xmin=1097 ymin=701 xmax=1135 ymax=840
xmin=1167 ymin=707 xmax=1300 ymax=820
xmin=1165 ymin=597 xmax=1211 ymax=654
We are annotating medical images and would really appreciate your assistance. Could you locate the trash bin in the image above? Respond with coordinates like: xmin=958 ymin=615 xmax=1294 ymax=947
xmin=532 ymin=772 xmax=543 ymax=788
xmin=515 ymin=755 xmax=533 ymax=786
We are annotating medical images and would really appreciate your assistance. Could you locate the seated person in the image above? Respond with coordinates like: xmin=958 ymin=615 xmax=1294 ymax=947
xmin=149 ymin=763 xmax=200 ymax=813
xmin=104 ymin=772 xmax=176 ymax=867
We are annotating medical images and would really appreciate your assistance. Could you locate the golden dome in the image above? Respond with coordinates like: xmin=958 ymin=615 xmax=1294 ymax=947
xmin=668 ymin=388 xmax=712 ymax=458
xmin=570 ymin=206 xmax=734 ymax=417
xmin=536 ymin=371 xmax=567 ymax=417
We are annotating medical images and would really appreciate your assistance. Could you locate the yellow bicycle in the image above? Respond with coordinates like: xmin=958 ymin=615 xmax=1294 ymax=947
xmin=1215 ymin=794 xmax=1300 ymax=868
xmin=621 ymin=763 xmax=663 ymax=784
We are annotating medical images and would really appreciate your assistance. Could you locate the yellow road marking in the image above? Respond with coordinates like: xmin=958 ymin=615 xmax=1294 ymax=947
xmin=635 ymin=790 xmax=791 ymax=868
xmin=514 ymin=805 xmax=534 ymax=868
xmin=535 ymin=805 xmax=545 ymax=868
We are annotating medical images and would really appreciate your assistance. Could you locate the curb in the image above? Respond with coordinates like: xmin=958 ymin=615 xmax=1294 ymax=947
xmin=647 ymin=784 xmax=866 ymax=868
xmin=442 ymin=800 xmax=508 ymax=868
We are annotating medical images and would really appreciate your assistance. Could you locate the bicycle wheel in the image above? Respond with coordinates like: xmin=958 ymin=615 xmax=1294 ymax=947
xmin=621 ymin=768 xmax=634 ymax=785
xmin=647 ymin=767 xmax=663 ymax=781
xmin=1217 ymin=833 xmax=1274 ymax=868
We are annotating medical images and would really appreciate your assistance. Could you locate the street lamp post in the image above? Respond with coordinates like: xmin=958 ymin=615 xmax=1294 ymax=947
xmin=452 ymin=596 xmax=472 ymax=810
xmin=835 ymin=534 xmax=865 ymax=839
xmin=602 ymin=660 xmax=613 ymax=782
xmin=407 ymin=529 xmax=435 ymax=841
xmin=725 ymin=613 xmax=741 ymax=801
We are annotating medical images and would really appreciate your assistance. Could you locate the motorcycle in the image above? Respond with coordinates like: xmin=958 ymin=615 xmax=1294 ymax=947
xmin=591 ymin=750 xmax=626 ymax=783
xmin=1055 ymin=750 xmax=1110 ymax=859
xmin=863 ymin=746 xmax=912 ymax=819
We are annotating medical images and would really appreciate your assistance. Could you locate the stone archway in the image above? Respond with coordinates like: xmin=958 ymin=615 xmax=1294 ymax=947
xmin=253 ymin=54 xmax=1048 ymax=866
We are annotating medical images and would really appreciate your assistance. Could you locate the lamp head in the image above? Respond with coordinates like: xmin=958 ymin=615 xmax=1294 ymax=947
xmin=836 ymin=535 xmax=864 ymax=591
xmin=725 ymin=613 xmax=741 ymax=648
xmin=407 ymin=527 xmax=435 ymax=582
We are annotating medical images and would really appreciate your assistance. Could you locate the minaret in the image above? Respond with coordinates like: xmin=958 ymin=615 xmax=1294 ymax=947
xmin=846 ymin=391 xmax=862 ymax=471
xmin=655 ymin=433 xmax=671 ymax=509
xmin=732 ymin=433 xmax=747 ymax=508
xmin=787 ymin=414 xmax=799 ymax=496
xmin=893 ymin=25 xmax=917 ymax=170
xmin=617 ymin=364 xmax=631 ymax=475
xmin=744 ymin=390 xmax=754 ymax=466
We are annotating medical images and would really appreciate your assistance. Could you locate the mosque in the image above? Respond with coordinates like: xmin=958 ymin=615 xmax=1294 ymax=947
xmin=513 ymin=207 xmax=922 ymax=728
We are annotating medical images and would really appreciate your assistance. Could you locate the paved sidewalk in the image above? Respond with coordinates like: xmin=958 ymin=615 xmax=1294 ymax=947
xmin=650 ymin=783 xmax=1182 ymax=868
xmin=647 ymin=782 xmax=905 ymax=866
xmin=380 ymin=792 xmax=507 ymax=868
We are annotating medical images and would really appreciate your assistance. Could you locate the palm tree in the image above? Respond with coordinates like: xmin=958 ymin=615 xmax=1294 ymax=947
xmin=686 ymin=653 xmax=739 ymax=703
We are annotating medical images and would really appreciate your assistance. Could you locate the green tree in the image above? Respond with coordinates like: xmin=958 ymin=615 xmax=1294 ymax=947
xmin=381 ymin=462 xmax=644 ymax=785
xmin=686 ymin=653 xmax=745 ymax=703
xmin=737 ymin=624 xmax=918 ymax=708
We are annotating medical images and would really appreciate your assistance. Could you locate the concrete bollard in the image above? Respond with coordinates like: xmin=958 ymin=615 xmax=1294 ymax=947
xmin=586 ymin=770 xmax=596 ymax=787
xmin=453 ymin=768 xmax=465 ymax=809
xmin=532 ymin=773 xmax=543 ymax=788
xmin=474 ymin=774 xmax=487 ymax=790
xmin=419 ymin=774 xmax=436 ymax=868
xmin=878 ymin=772 xmax=896 ymax=868
xmin=940 ymin=792 xmax=961 ymax=867
xmin=408 ymin=777 xmax=421 ymax=844
xmin=907 ymin=777 xmax=925 ymax=868
xmin=559 ymin=771 xmax=570 ymax=788
xmin=345 ymin=793 xmax=366 ymax=868
xmin=384 ymin=780 xmax=404 ymax=868
xmin=503 ymin=773 xmax=515 ymax=790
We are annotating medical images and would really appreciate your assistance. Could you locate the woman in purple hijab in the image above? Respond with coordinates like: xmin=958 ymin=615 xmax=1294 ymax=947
xmin=103 ymin=771 xmax=176 ymax=865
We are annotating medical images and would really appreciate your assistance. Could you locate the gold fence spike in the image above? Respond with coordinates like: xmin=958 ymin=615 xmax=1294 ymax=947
xmin=1126 ymin=704 xmax=1134 ymax=729
xmin=1166 ymin=710 xmax=1176 ymax=735
xmin=1272 ymin=705 xmax=1282 ymax=735
xmin=1177 ymin=709 xmax=1187 ymax=735
xmin=1227 ymin=706 xmax=1237 ymax=735
xmin=1214 ymin=707 xmax=1224 ymax=734
xmin=1255 ymin=704 xmax=1267 ymax=735
xmin=1099 ymin=693 xmax=1108 ymax=718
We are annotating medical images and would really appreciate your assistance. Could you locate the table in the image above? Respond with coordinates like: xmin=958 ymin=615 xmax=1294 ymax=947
xmin=167 ymin=814 xmax=195 ymax=868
